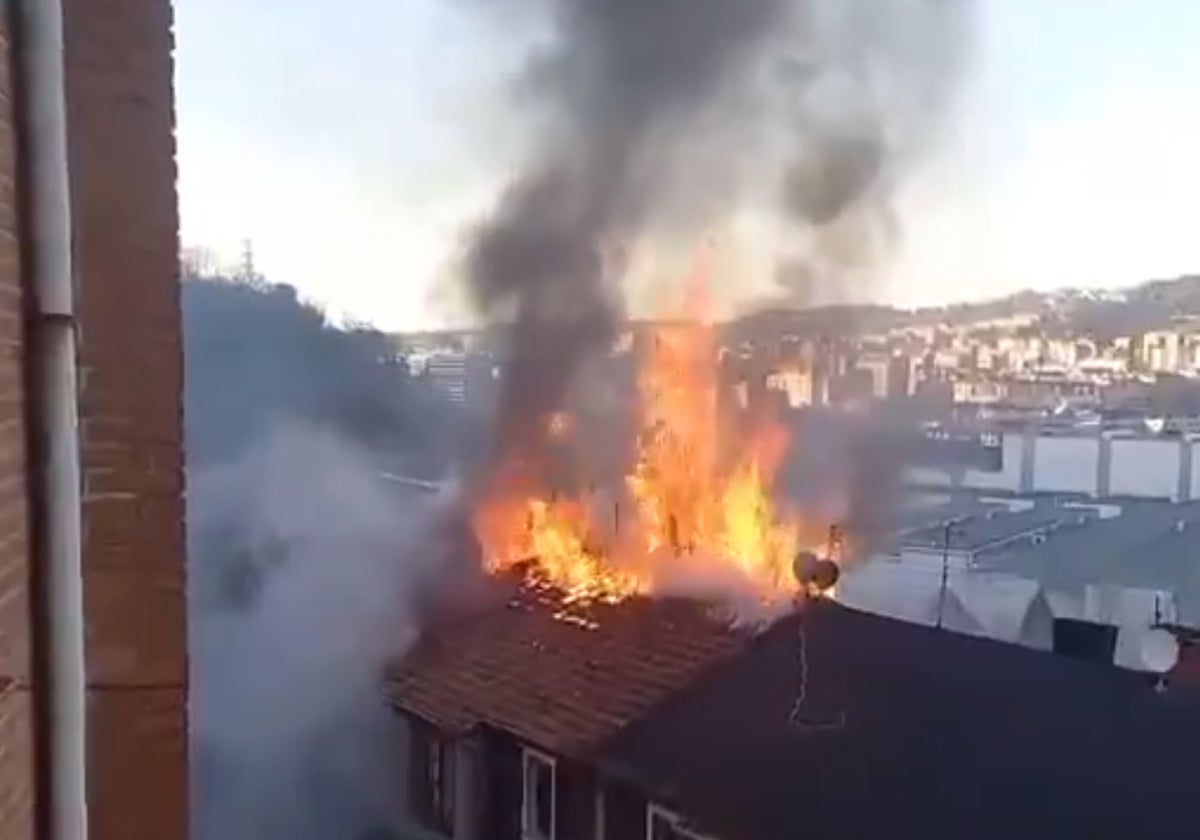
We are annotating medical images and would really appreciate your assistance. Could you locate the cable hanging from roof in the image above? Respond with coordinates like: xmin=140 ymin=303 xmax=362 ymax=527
xmin=787 ymin=527 xmax=847 ymax=732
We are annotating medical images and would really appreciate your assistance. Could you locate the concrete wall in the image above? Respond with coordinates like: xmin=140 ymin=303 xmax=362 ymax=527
xmin=962 ymin=433 xmax=1024 ymax=490
xmin=1109 ymin=439 xmax=1181 ymax=500
xmin=1032 ymin=436 xmax=1099 ymax=495
xmin=902 ymin=464 xmax=954 ymax=488
xmin=906 ymin=431 xmax=1200 ymax=502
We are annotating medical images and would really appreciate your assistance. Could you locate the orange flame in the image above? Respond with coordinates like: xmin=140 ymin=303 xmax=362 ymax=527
xmin=476 ymin=251 xmax=831 ymax=608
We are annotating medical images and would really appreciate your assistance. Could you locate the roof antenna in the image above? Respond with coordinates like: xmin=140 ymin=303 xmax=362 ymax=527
xmin=935 ymin=521 xmax=957 ymax=629
xmin=788 ymin=539 xmax=846 ymax=733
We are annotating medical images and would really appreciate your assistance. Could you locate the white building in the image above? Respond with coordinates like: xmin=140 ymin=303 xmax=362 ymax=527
xmin=424 ymin=351 xmax=468 ymax=403
xmin=905 ymin=428 xmax=1200 ymax=502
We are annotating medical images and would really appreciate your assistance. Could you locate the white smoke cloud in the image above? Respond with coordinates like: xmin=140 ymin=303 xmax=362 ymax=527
xmin=188 ymin=423 xmax=454 ymax=840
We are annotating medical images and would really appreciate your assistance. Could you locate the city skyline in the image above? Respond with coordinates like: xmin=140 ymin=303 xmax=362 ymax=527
xmin=175 ymin=0 xmax=1200 ymax=331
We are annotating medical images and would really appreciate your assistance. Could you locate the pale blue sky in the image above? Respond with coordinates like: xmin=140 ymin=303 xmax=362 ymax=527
xmin=174 ymin=1 xmax=1200 ymax=331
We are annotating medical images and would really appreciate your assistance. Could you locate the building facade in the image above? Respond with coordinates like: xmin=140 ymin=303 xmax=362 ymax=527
xmin=0 ymin=1 xmax=187 ymax=839
xmin=387 ymin=581 xmax=1200 ymax=840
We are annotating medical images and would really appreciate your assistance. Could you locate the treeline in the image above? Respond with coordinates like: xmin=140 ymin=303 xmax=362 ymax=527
xmin=182 ymin=273 xmax=458 ymax=477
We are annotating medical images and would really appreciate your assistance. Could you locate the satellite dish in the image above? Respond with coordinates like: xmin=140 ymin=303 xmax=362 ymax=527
xmin=1140 ymin=628 xmax=1180 ymax=674
xmin=792 ymin=551 xmax=840 ymax=594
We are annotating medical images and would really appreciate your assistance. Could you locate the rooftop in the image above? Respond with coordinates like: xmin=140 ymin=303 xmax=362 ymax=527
xmin=976 ymin=500 xmax=1200 ymax=618
xmin=386 ymin=570 xmax=1200 ymax=840
xmin=597 ymin=601 xmax=1200 ymax=840
xmin=898 ymin=501 xmax=1095 ymax=554
xmin=383 ymin=578 xmax=749 ymax=756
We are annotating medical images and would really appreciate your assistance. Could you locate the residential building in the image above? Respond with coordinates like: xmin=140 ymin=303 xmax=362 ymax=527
xmin=886 ymin=353 xmax=913 ymax=398
xmin=385 ymin=576 xmax=1200 ymax=840
xmin=764 ymin=367 xmax=813 ymax=408
xmin=903 ymin=426 xmax=1200 ymax=502
xmin=841 ymin=492 xmax=1200 ymax=655
xmin=426 ymin=351 xmax=469 ymax=404
xmin=1147 ymin=331 xmax=1183 ymax=373
xmin=856 ymin=353 xmax=891 ymax=399
xmin=0 ymin=1 xmax=187 ymax=839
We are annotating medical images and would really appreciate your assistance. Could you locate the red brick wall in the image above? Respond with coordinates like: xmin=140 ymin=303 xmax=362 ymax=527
xmin=62 ymin=0 xmax=188 ymax=837
xmin=0 ymin=5 xmax=34 ymax=839
xmin=0 ymin=1 xmax=185 ymax=836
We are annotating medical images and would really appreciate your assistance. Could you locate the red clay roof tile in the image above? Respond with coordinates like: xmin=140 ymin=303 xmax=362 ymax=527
xmin=384 ymin=581 xmax=754 ymax=755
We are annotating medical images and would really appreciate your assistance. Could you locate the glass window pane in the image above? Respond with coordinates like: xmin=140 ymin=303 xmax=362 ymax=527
xmin=535 ymin=760 xmax=553 ymax=834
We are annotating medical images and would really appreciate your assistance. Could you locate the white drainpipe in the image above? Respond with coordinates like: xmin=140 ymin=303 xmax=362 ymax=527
xmin=18 ymin=0 xmax=89 ymax=838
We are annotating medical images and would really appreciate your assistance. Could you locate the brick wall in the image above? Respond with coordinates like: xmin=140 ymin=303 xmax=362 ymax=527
xmin=0 ymin=4 xmax=34 ymax=839
xmin=62 ymin=0 xmax=187 ymax=838
xmin=0 ymin=1 xmax=185 ymax=837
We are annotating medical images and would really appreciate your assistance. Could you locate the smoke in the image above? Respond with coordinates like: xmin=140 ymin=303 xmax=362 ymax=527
xmin=450 ymin=0 xmax=974 ymax=585
xmin=773 ymin=0 xmax=976 ymax=303
xmin=779 ymin=405 xmax=912 ymax=559
xmin=456 ymin=0 xmax=975 ymax=465
xmin=181 ymin=275 xmax=456 ymax=476
xmin=459 ymin=0 xmax=791 ymax=468
xmin=188 ymin=424 xmax=462 ymax=840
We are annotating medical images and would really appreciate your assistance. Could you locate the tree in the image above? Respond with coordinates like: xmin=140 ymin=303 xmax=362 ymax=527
xmin=182 ymin=274 xmax=457 ymax=475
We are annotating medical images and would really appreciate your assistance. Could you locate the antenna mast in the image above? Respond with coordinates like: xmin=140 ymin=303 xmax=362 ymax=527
xmin=238 ymin=238 xmax=257 ymax=282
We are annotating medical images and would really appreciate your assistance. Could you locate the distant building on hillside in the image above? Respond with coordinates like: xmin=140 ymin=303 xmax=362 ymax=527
xmin=424 ymin=351 xmax=468 ymax=404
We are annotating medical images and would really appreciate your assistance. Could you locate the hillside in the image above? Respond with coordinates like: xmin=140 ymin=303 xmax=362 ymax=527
xmin=727 ymin=273 xmax=1200 ymax=341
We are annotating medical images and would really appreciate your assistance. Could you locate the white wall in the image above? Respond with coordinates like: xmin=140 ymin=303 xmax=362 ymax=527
xmin=1109 ymin=439 xmax=1180 ymax=499
xmin=902 ymin=464 xmax=954 ymax=487
xmin=1190 ymin=443 xmax=1200 ymax=502
xmin=962 ymin=433 xmax=1023 ymax=491
xmin=1033 ymin=436 xmax=1099 ymax=495
xmin=839 ymin=560 xmax=1050 ymax=647
xmin=902 ymin=432 xmax=1191 ymax=500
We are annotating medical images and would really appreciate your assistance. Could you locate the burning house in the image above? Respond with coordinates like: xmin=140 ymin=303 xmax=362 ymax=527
xmin=383 ymin=290 xmax=1200 ymax=840
xmin=385 ymin=574 xmax=1200 ymax=840
xmin=379 ymin=2 xmax=1200 ymax=837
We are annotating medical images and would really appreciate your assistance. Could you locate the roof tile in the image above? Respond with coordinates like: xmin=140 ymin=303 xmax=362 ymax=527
xmin=384 ymin=580 xmax=752 ymax=755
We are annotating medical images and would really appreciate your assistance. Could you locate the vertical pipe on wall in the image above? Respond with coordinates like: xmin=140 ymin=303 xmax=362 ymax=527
xmin=14 ymin=0 xmax=88 ymax=837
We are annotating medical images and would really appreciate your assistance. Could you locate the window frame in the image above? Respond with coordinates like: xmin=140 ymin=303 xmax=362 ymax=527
xmin=409 ymin=718 xmax=457 ymax=837
xmin=646 ymin=803 xmax=710 ymax=840
xmin=430 ymin=735 xmax=457 ymax=835
xmin=521 ymin=746 xmax=558 ymax=840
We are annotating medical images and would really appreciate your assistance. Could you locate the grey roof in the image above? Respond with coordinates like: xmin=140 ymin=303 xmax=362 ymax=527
xmin=598 ymin=600 xmax=1200 ymax=840
xmin=888 ymin=494 xmax=1010 ymax=536
xmin=898 ymin=502 xmax=1093 ymax=553
xmin=976 ymin=500 xmax=1200 ymax=613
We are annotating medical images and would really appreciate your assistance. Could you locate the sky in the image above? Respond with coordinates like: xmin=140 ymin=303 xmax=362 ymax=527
xmin=174 ymin=0 xmax=1200 ymax=331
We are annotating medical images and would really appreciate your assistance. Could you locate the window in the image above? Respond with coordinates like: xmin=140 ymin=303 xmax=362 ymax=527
xmin=521 ymin=748 xmax=557 ymax=840
xmin=647 ymin=804 xmax=709 ymax=840
xmin=428 ymin=734 xmax=457 ymax=834
xmin=410 ymin=722 xmax=456 ymax=836
xmin=593 ymin=786 xmax=606 ymax=840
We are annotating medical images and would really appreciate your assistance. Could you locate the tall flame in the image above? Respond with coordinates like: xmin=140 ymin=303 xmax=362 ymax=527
xmin=476 ymin=252 xmax=829 ymax=608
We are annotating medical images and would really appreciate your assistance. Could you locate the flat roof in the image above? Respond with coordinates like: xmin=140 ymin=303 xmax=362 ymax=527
xmin=897 ymin=501 xmax=1093 ymax=553
xmin=972 ymin=500 xmax=1200 ymax=617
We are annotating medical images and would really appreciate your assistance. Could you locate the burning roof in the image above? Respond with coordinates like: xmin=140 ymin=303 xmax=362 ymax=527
xmin=383 ymin=574 xmax=750 ymax=755
xmin=471 ymin=257 xmax=844 ymax=612
xmin=387 ymin=587 xmax=1200 ymax=839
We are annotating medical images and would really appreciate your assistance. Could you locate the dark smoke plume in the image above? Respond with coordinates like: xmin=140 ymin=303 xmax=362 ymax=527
xmin=460 ymin=0 xmax=975 ymax=459
xmin=773 ymin=0 xmax=975 ymax=303
xmin=462 ymin=0 xmax=789 ymax=467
